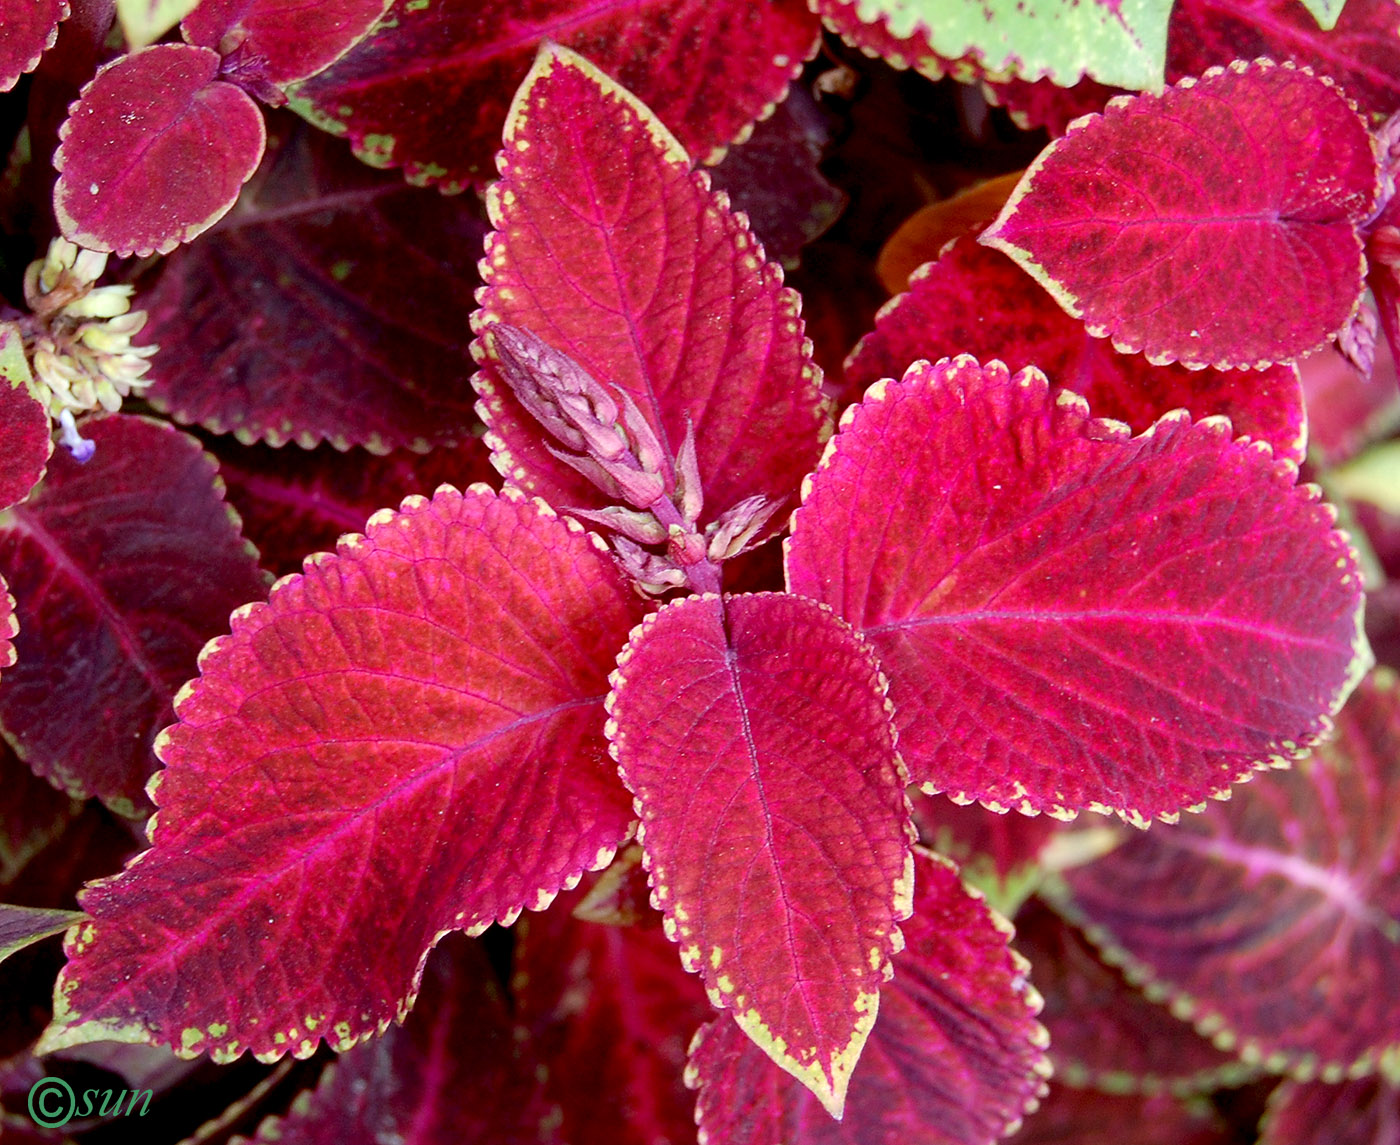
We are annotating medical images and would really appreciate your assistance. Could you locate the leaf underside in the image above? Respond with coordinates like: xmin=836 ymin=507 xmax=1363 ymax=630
xmin=785 ymin=355 xmax=1369 ymax=823
xmin=608 ymin=591 xmax=913 ymax=1117
xmin=1055 ymin=668 xmax=1400 ymax=1075
xmin=981 ymin=60 xmax=1379 ymax=370
xmin=37 ymin=485 xmax=643 ymax=1062
xmin=0 ymin=905 xmax=84 ymax=966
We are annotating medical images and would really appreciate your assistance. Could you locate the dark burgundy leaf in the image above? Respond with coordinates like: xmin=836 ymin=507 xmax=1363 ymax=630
xmin=848 ymin=234 xmax=1307 ymax=462
xmin=474 ymin=45 xmax=824 ymax=527
xmin=208 ymin=433 xmax=497 ymax=577
xmin=515 ymin=898 xmax=712 ymax=1145
xmin=1261 ymin=1075 xmax=1400 ymax=1145
xmin=785 ymin=355 xmax=1369 ymax=822
xmin=0 ymin=0 xmax=68 ymax=91
xmin=141 ymin=114 xmax=488 ymax=452
xmin=1009 ymin=1085 xmax=1233 ymax=1145
xmin=287 ymin=0 xmax=820 ymax=190
xmin=0 ymin=905 xmax=82 ymax=965
xmin=181 ymin=0 xmax=389 ymax=86
xmin=0 ymin=324 xmax=53 ymax=512
xmin=38 ymin=486 xmax=643 ymax=1061
xmin=53 ymin=43 xmax=265 ymax=256
xmin=0 ymin=414 xmax=269 ymax=816
xmin=244 ymin=936 xmax=561 ymax=1144
xmin=1014 ymin=898 xmax=1252 ymax=1094
xmin=708 ymin=86 xmax=846 ymax=270
xmin=1057 ymin=668 xmax=1400 ymax=1074
xmin=982 ymin=61 xmax=1380 ymax=369
xmin=687 ymin=847 xmax=1049 ymax=1145
xmin=608 ymin=591 xmax=912 ymax=1116
xmin=0 ymin=741 xmax=79 ymax=887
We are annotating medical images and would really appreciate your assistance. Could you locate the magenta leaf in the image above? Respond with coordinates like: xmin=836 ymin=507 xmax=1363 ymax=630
xmin=514 ymin=898 xmax=712 ymax=1145
xmin=0 ymin=324 xmax=53 ymax=513
xmin=139 ymin=115 xmax=487 ymax=452
xmin=53 ymin=43 xmax=265 ymax=256
xmin=37 ymin=485 xmax=643 ymax=1061
xmin=981 ymin=61 xmax=1381 ymax=369
xmin=1014 ymin=898 xmax=1251 ymax=1093
xmin=1262 ymin=1076 xmax=1400 ymax=1145
xmin=0 ymin=574 xmax=13 ymax=692
xmin=0 ymin=0 xmax=68 ymax=91
xmin=243 ymin=936 xmax=562 ymax=1144
xmin=474 ymin=46 xmax=824 ymax=527
xmin=0 ymin=906 xmax=83 ymax=966
xmin=785 ymin=356 xmax=1369 ymax=822
xmin=181 ymin=0 xmax=390 ymax=86
xmin=1056 ymin=668 xmax=1400 ymax=1073
xmin=0 ymin=415 xmax=268 ymax=817
xmin=686 ymin=847 xmax=1049 ymax=1145
xmin=286 ymin=0 xmax=820 ymax=190
xmin=848 ymin=234 xmax=1306 ymax=463
xmin=607 ymin=591 xmax=913 ymax=1116
xmin=209 ymin=434 xmax=497 ymax=577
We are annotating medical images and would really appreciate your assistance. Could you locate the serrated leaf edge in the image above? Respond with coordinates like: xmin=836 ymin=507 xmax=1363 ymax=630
xmin=980 ymin=58 xmax=1380 ymax=372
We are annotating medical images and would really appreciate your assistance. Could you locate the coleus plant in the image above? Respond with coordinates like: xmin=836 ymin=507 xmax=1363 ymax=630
xmin=0 ymin=0 xmax=1399 ymax=1143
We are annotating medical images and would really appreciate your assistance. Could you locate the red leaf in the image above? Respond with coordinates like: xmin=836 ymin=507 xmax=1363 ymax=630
xmin=53 ymin=43 xmax=265 ymax=256
xmin=0 ymin=324 xmax=53 ymax=513
xmin=1262 ymin=1075 xmax=1400 ymax=1145
xmin=181 ymin=0 xmax=390 ymax=86
xmin=1056 ymin=668 xmax=1400 ymax=1073
xmin=848 ymin=234 xmax=1307 ymax=463
xmin=515 ymin=901 xmax=712 ymax=1145
xmin=981 ymin=61 xmax=1380 ymax=369
xmin=785 ymin=356 xmax=1369 ymax=823
xmin=0 ymin=573 xmax=13 ymax=691
xmin=37 ymin=485 xmax=643 ymax=1061
xmin=244 ymin=936 xmax=562 ymax=1144
xmin=607 ymin=591 xmax=913 ymax=1117
xmin=0 ymin=0 xmax=68 ymax=91
xmin=1013 ymin=898 xmax=1251 ymax=1093
xmin=474 ymin=45 xmax=824 ymax=526
xmin=286 ymin=0 xmax=820 ymax=190
xmin=139 ymin=114 xmax=488 ymax=452
xmin=209 ymin=435 xmax=497 ymax=577
xmin=686 ymin=848 xmax=1049 ymax=1145
xmin=0 ymin=415 xmax=268 ymax=817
